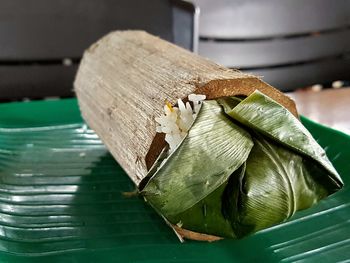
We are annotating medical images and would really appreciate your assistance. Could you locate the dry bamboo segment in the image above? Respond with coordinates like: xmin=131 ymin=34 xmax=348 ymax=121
xmin=74 ymin=30 xmax=297 ymax=186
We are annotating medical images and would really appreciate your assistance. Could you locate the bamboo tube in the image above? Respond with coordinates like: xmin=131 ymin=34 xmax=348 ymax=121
xmin=74 ymin=30 xmax=297 ymax=187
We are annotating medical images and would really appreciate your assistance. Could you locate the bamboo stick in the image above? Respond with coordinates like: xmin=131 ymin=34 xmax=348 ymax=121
xmin=74 ymin=30 xmax=297 ymax=186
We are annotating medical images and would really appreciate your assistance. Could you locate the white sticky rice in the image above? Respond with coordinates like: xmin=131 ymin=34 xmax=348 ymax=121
xmin=155 ymin=94 xmax=206 ymax=152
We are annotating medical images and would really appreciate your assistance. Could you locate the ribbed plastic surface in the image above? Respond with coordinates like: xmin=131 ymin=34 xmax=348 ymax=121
xmin=0 ymin=98 xmax=349 ymax=262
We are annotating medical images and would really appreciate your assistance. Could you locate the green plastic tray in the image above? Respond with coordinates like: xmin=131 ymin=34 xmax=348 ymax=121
xmin=0 ymin=98 xmax=349 ymax=263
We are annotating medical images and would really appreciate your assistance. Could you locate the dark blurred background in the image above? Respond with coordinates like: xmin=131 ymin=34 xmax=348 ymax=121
xmin=0 ymin=0 xmax=349 ymax=101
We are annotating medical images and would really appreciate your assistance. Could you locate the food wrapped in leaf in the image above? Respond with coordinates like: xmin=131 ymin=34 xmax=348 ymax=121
xmin=141 ymin=91 xmax=343 ymax=239
xmin=74 ymin=31 xmax=343 ymax=241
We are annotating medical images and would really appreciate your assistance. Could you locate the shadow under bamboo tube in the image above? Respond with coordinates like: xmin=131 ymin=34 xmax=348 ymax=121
xmin=74 ymin=30 xmax=298 ymax=241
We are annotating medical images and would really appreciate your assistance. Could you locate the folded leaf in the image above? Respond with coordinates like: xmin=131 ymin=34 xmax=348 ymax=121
xmin=142 ymin=100 xmax=253 ymax=235
xmin=142 ymin=91 xmax=343 ymax=239
xmin=225 ymin=90 xmax=343 ymax=192
xmin=224 ymin=133 xmax=330 ymax=237
xmin=169 ymin=179 xmax=235 ymax=238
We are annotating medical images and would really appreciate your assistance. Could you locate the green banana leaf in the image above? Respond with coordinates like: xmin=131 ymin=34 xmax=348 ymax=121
xmin=1 ymin=98 xmax=349 ymax=261
xmin=224 ymin=133 xmax=330 ymax=237
xmin=141 ymin=100 xmax=254 ymax=237
xmin=142 ymin=91 xmax=343 ymax=238
xmin=226 ymin=90 xmax=343 ymax=191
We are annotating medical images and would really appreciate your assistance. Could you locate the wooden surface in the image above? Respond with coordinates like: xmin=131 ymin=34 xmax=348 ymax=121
xmin=288 ymin=88 xmax=350 ymax=134
xmin=74 ymin=30 xmax=297 ymax=186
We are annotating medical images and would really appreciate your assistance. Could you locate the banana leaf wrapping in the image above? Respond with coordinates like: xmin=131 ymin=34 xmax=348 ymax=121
xmin=74 ymin=31 xmax=343 ymax=241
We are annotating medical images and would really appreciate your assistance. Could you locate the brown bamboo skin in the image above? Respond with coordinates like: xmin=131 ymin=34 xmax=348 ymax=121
xmin=172 ymin=225 xmax=222 ymax=242
xmin=74 ymin=30 xmax=299 ymax=241
xmin=75 ymin=30 xmax=297 ymax=187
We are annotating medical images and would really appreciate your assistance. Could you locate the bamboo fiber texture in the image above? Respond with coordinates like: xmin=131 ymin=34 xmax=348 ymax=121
xmin=74 ymin=30 xmax=297 ymax=185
